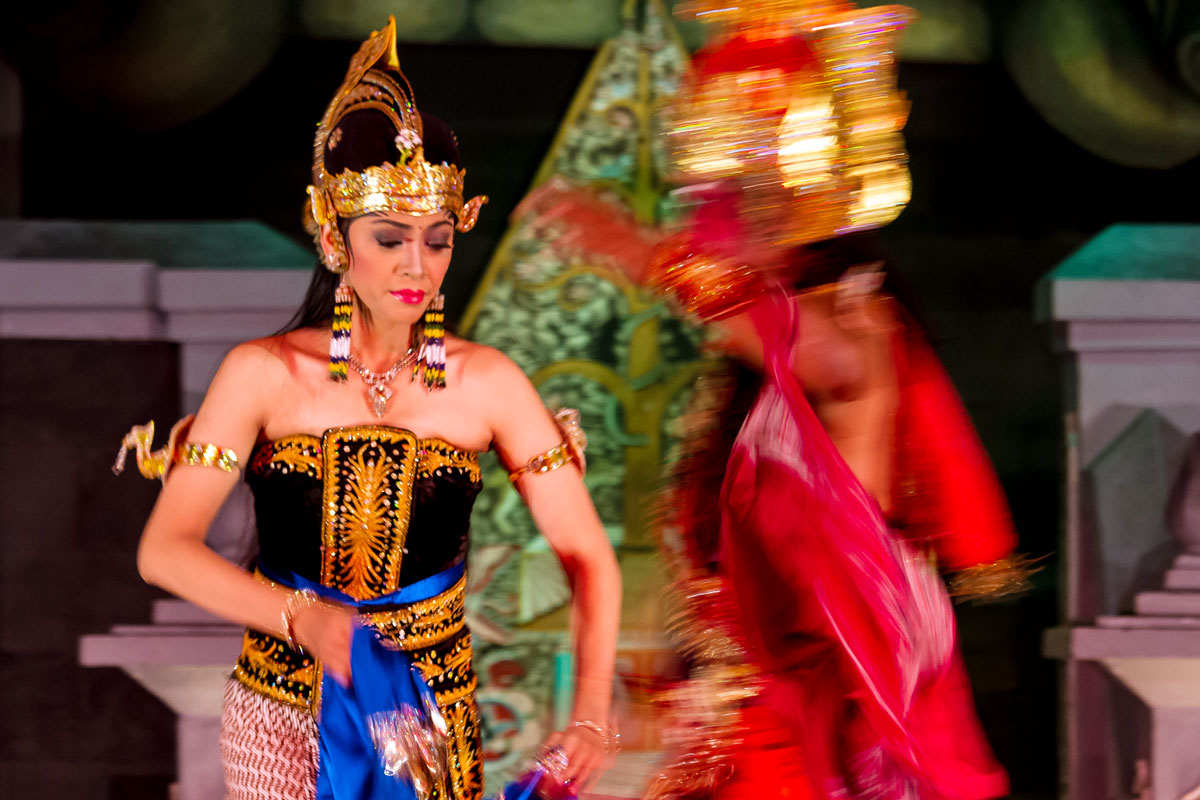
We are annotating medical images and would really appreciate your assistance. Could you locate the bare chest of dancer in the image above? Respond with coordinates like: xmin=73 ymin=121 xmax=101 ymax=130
xmin=713 ymin=288 xmax=900 ymax=514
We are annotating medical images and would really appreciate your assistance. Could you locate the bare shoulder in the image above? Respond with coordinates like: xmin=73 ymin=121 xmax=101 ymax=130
xmin=220 ymin=336 xmax=281 ymax=373
xmin=216 ymin=333 xmax=295 ymax=386
xmin=447 ymin=335 xmax=553 ymax=448
xmin=233 ymin=328 xmax=328 ymax=377
xmin=450 ymin=335 xmax=529 ymax=390
xmin=194 ymin=329 xmax=321 ymax=427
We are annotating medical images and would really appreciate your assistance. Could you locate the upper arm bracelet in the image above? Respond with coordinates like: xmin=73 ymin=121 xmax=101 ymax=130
xmin=507 ymin=408 xmax=587 ymax=484
xmin=112 ymin=415 xmax=241 ymax=481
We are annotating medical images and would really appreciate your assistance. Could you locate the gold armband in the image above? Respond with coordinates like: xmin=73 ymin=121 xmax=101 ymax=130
xmin=508 ymin=408 xmax=587 ymax=483
xmin=112 ymin=415 xmax=240 ymax=482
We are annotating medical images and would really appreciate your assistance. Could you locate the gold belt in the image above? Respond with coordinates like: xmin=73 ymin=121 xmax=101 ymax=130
xmin=233 ymin=573 xmax=471 ymax=712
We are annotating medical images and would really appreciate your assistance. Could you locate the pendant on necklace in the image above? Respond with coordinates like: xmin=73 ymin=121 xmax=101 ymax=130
xmin=348 ymin=351 xmax=412 ymax=419
xmin=368 ymin=383 xmax=392 ymax=418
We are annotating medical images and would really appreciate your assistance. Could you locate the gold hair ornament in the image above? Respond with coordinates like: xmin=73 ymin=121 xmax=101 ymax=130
xmin=667 ymin=0 xmax=915 ymax=249
xmin=305 ymin=15 xmax=487 ymax=271
xmin=321 ymin=156 xmax=487 ymax=232
xmin=640 ymin=0 xmax=915 ymax=323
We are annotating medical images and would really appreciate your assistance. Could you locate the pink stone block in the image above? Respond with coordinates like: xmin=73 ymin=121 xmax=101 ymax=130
xmin=1164 ymin=569 xmax=1200 ymax=590
xmin=151 ymin=600 xmax=226 ymax=625
xmin=1134 ymin=591 xmax=1200 ymax=616
xmin=1177 ymin=554 xmax=1200 ymax=570
xmin=1096 ymin=615 xmax=1200 ymax=629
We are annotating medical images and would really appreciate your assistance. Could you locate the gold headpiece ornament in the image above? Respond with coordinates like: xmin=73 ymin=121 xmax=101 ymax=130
xmin=668 ymin=0 xmax=914 ymax=249
xmin=305 ymin=15 xmax=487 ymax=271
xmin=644 ymin=0 xmax=914 ymax=320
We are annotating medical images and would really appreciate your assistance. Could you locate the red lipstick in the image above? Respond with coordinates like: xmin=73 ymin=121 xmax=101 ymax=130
xmin=390 ymin=289 xmax=426 ymax=305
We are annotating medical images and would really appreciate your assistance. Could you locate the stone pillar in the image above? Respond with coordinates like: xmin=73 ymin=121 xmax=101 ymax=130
xmin=177 ymin=715 xmax=225 ymax=800
xmin=1040 ymin=223 xmax=1200 ymax=800
xmin=1163 ymin=434 xmax=1200 ymax=593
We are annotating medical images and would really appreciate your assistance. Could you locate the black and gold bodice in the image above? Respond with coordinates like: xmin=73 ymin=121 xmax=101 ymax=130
xmin=234 ymin=426 xmax=484 ymax=800
xmin=245 ymin=426 xmax=481 ymax=593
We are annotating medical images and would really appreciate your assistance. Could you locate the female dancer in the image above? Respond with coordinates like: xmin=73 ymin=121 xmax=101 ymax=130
xmin=120 ymin=18 xmax=620 ymax=800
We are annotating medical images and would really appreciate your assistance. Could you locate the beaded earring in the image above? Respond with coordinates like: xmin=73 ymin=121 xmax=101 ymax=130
xmin=329 ymin=274 xmax=353 ymax=383
xmin=321 ymin=222 xmax=352 ymax=383
xmin=413 ymin=293 xmax=446 ymax=391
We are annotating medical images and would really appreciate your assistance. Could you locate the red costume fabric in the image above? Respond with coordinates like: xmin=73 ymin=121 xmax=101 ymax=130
xmin=889 ymin=313 xmax=1019 ymax=570
xmin=716 ymin=292 xmax=1008 ymax=800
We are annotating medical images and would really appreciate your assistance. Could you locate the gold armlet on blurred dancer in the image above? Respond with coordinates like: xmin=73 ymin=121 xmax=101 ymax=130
xmin=948 ymin=554 xmax=1044 ymax=603
xmin=507 ymin=408 xmax=587 ymax=483
xmin=112 ymin=415 xmax=241 ymax=482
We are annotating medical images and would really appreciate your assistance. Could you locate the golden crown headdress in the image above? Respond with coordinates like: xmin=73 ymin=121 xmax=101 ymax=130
xmin=668 ymin=0 xmax=914 ymax=248
xmin=305 ymin=16 xmax=486 ymax=268
xmin=640 ymin=0 xmax=913 ymax=320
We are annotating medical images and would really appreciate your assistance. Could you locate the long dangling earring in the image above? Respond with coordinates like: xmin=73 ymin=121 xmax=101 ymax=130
xmin=329 ymin=273 xmax=353 ymax=383
xmin=321 ymin=221 xmax=352 ymax=383
xmin=414 ymin=292 xmax=446 ymax=391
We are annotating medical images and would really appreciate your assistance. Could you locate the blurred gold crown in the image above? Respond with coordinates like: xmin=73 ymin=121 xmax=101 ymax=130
xmin=667 ymin=0 xmax=915 ymax=249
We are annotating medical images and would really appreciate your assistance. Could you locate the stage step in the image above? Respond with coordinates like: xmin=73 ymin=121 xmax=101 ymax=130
xmin=1134 ymin=591 xmax=1200 ymax=616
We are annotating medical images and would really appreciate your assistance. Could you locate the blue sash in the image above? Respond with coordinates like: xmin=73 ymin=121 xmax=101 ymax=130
xmin=495 ymin=765 xmax=555 ymax=800
xmin=261 ymin=562 xmax=466 ymax=800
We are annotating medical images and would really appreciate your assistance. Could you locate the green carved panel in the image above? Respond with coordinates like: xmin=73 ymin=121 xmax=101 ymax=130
xmin=462 ymin=0 xmax=703 ymax=631
xmin=458 ymin=3 xmax=709 ymax=786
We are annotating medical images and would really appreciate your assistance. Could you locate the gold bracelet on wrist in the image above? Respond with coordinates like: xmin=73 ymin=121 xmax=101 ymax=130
xmin=281 ymin=588 xmax=321 ymax=650
xmin=569 ymin=719 xmax=620 ymax=752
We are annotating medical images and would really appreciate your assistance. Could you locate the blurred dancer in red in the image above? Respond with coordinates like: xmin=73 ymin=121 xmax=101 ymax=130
xmin=519 ymin=2 xmax=1034 ymax=797
xmin=650 ymin=246 xmax=1025 ymax=800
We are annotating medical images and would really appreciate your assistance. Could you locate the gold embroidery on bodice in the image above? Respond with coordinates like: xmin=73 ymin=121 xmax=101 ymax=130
xmin=248 ymin=429 xmax=482 ymax=484
xmin=417 ymin=439 xmax=482 ymax=482
xmin=247 ymin=426 xmax=482 ymax=601
xmin=248 ymin=434 xmax=322 ymax=477
xmin=321 ymin=427 xmax=417 ymax=600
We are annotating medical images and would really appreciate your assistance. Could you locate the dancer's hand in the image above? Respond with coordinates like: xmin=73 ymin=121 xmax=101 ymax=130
xmin=291 ymin=602 xmax=357 ymax=686
xmin=541 ymin=723 xmax=614 ymax=792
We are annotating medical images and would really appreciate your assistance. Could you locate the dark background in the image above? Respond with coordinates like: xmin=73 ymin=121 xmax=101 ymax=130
xmin=4 ymin=28 xmax=1199 ymax=799
xmin=0 ymin=339 xmax=181 ymax=797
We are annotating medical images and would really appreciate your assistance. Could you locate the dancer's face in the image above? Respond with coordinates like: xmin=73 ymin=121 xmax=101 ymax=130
xmin=336 ymin=211 xmax=455 ymax=328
